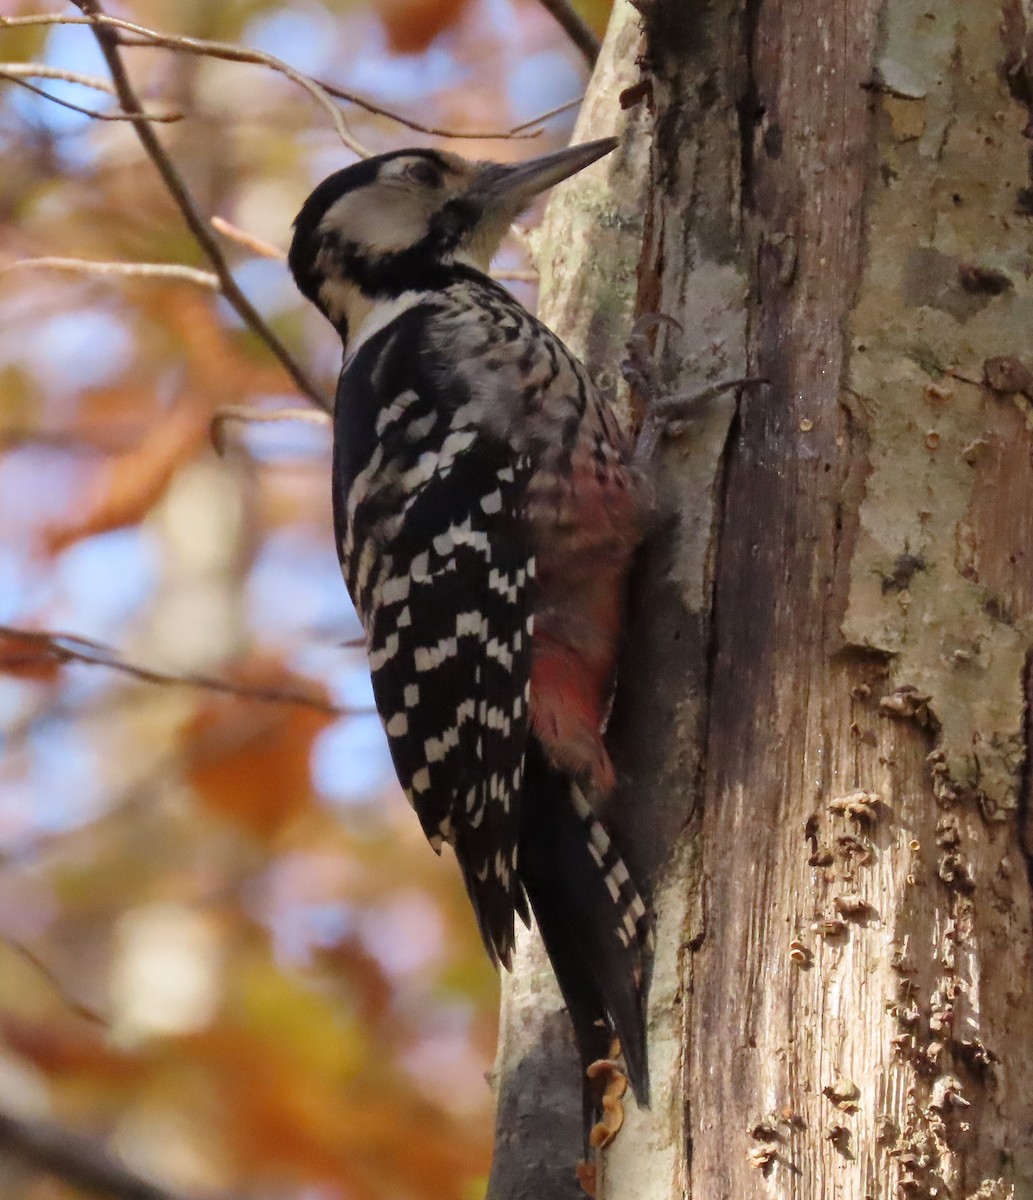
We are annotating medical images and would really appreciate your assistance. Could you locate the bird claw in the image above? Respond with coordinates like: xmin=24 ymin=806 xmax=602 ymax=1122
xmin=585 ymin=1049 xmax=630 ymax=1151
xmin=621 ymin=312 xmax=768 ymax=459
xmin=621 ymin=312 xmax=683 ymax=403
xmin=635 ymin=377 xmax=769 ymax=462
xmin=575 ymin=1160 xmax=597 ymax=1196
xmin=577 ymin=1042 xmax=634 ymax=1189
xmin=651 ymin=377 xmax=768 ymax=423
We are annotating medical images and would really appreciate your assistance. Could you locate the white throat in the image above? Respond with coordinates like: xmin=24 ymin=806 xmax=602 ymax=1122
xmin=342 ymin=290 xmax=428 ymax=362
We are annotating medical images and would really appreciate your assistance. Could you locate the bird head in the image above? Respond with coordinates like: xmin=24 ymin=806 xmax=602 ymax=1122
xmin=288 ymin=138 xmax=617 ymax=342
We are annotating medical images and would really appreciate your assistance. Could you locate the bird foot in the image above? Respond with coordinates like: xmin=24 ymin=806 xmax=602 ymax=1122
xmin=576 ymin=1053 xmax=631 ymax=1195
xmin=585 ymin=1053 xmax=630 ymax=1150
xmin=620 ymin=312 xmax=683 ymax=401
xmin=621 ymin=313 xmax=767 ymax=460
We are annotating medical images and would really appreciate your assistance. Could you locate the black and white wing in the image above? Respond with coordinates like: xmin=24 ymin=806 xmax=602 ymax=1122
xmin=332 ymin=309 xmax=533 ymax=967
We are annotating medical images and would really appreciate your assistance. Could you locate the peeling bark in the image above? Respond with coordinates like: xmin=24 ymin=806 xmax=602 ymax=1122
xmin=489 ymin=1 xmax=1033 ymax=1197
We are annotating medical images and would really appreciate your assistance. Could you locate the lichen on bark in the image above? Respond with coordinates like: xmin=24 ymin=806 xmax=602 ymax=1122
xmin=844 ymin=0 xmax=1033 ymax=816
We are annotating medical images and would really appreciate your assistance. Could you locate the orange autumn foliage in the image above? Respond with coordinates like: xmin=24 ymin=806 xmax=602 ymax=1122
xmin=41 ymin=287 xmax=293 ymax=555
xmin=185 ymin=660 xmax=337 ymax=839
xmin=195 ymin=1025 xmax=485 ymax=1198
xmin=43 ymin=395 xmax=210 ymax=554
xmin=0 ymin=1015 xmax=143 ymax=1086
xmin=374 ymin=0 xmax=473 ymax=53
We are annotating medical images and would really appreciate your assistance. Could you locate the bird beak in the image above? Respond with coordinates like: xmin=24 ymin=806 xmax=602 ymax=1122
xmin=471 ymin=138 xmax=619 ymax=218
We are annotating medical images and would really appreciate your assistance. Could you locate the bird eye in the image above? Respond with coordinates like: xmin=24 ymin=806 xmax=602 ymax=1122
xmin=406 ymin=159 xmax=442 ymax=188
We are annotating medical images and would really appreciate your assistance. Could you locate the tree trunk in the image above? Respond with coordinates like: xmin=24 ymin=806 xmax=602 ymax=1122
xmin=489 ymin=2 xmax=1033 ymax=1198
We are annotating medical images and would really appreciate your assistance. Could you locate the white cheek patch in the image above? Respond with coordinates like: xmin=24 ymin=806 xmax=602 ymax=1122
xmin=321 ymin=186 xmax=432 ymax=256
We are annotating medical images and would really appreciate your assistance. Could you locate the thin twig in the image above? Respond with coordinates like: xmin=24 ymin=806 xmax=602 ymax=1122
xmin=6 ymin=940 xmax=107 ymax=1026
xmin=0 ymin=69 xmax=181 ymax=123
xmin=312 ymin=74 xmax=544 ymax=140
xmin=210 ymin=404 xmax=330 ymax=455
xmin=534 ymin=0 xmax=600 ymax=66
xmin=0 ymin=15 xmax=568 ymax=142
xmin=0 ymin=1110 xmax=204 ymax=1200
xmin=210 ymin=216 xmax=285 ymax=260
xmin=506 ymin=94 xmax=583 ymax=134
xmin=0 ymin=61 xmax=116 ymax=93
xmin=0 ymin=626 xmax=353 ymax=715
xmin=491 ymin=268 xmax=538 ymax=283
xmin=2 ymin=257 xmax=219 ymax=288
xmin=0 ymin=428 xmax=135 ymax=455
xmin=66 ymin=0 xmax=331 ymax=412
xmin=8 ymin=10 xmax=368 ymax=157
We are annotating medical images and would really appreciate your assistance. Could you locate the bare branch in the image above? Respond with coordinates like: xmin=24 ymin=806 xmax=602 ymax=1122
xmin=311 ymin=74 xmax=546 ymax=140
xmin=0 ymin=1109 xmax=205 ymax=1200
xmin=210 ymin=217 xmax=285 ymax=261
xmin=61 ymin=1 xmax=331 ymax=412
xmin=0 ymin=626 xmax=355 ymax=715
xmin=0 ymin=61 xmax=116 ymax=93
xmin=491 ymin=268 xmax=538 ymax=283
xmin=2 ymin=257 xmax=219 ymax=288
xmin=0 ymin=429 xmax=134 ymax=455
xmin=6 ymin=940 xmax=107 ymax=1026
xmin=0 ymin=15 xmax=568 ymax=142
xmin=210 ymin=404 xmax=330 ymax=455
xmin=534 ymin=0 xmax=600 ymax=66
xmin=0 ymin=69 xmax=181 ymax=123
xmin=507 ymin=94 xmax=583 ymax=134
xmin=5 ymin=10 xmax=367 ymax=157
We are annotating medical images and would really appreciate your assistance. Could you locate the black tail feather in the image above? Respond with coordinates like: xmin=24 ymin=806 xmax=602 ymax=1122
xmin=517 ymin=738 xmax=650 ymax=1131
xmin=456 ymin=847 xmax=530 ymax=971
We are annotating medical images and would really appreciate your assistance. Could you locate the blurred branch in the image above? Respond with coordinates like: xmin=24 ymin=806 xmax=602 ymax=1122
xmin=534 ymin=0 xmax=601 ymax=66
xmin=210 ymin=405 xmax=330 ymax=455
xmin=0 ymin=1111 xmax=197 ymax=1200
xmin=0 ymin=626 xmax=352 ymax=715
xmin=61 ymin=0 xmax=332 ymax=412
xmin=0 ymin=61 xmax=117 ymax=94
xmin=7 ymin=9 xmax=368 ymax=156
xmin=0 ymin=14 xmax=566 ymax=142
xmin=0 ymin=427 xmax=149 ymax=455
xmin=7 ymin=940 xmax=107 ymax=1026
xmin=491 ymin=268 xmax=538 ymax=283
xmin=312 ymin=75 xmax=550 ymax=140
xmin=210 ymin=217 xmax=285 ymax=261
xmin=2 ymin=258 xmax=219 ymax=289
xmin=0 ymin=69 xmax=182 ymax=123
xmin=507 ymin=95 xmax=583 ymax=134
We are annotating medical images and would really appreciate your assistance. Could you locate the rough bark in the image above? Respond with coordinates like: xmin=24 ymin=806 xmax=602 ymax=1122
xmin=490 ymin=1 xmax=1033 ymax=1198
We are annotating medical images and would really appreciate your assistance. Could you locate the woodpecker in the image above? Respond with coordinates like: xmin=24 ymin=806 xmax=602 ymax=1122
xmin=288 ymin=139 xmax=651 ymax=1117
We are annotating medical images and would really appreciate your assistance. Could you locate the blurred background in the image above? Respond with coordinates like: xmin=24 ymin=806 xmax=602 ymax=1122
xmin=0 ymin=1 xmax=610 ymax=1196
